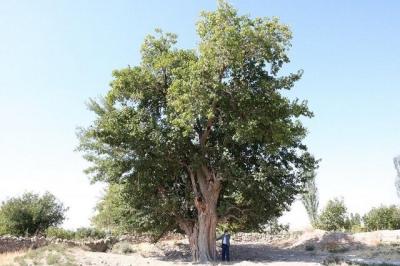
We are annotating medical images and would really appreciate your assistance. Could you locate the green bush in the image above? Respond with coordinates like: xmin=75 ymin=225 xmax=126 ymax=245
xmin=363 ymin=205 xmax=400 ymax=231
xmin=75 ymin=227 xmax=106 ymax=239
xmin=0 ymin=192 xmax=67 ymax=236
xmin=315 ymin=198 xmax=347 ymax=231
xmin=345 ymin=213 xmax=362 ymax=232
xmin=46 ymin=226 xmax=109 ymax=240
xmin=45 ymin=227 xmax=75 ymax=240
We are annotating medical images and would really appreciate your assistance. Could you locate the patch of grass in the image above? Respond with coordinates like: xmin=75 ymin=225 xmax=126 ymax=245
xmin=11 ymin=244 xmax=77 ymax=266
xmin=46 ymin=252 xmax=61 ymax=265
xmin=0 ymin=251 xmax=26 ymax=266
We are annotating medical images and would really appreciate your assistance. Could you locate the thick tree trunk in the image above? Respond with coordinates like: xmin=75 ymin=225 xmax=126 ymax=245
xmin=177 ymin=218 xmax=199 ymax=261
xmin=197 ymin=205 xmax=218 ymax=262
xmin=178 ymin=166 xmax=221 ymax=263
xmin=179 ymin=202 xmax=218 ymax=263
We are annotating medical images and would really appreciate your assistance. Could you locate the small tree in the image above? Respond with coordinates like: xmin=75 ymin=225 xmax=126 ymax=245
xmin=363 ymin=205 xmax=400 ymax=231
xmin=394 ymin=156 xmax=400 ymax=199
xmin=301 ymin=171 xmax=319 ymax=226
xmin=315 ymin=198 xmax=347 ymax=231
xmin=345 ymin=213 xmax=362 ymax=232
xmin=0 ymin=192 xmax=67 ymax=236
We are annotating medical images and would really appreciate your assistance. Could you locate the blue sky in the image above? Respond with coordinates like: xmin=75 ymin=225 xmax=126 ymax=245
xmin=0 ymin=1 xmax=399 ymax=229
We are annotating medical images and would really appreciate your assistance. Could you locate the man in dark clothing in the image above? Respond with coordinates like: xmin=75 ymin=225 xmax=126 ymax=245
xmin=217 ymin=230 xmax=231 ymax=261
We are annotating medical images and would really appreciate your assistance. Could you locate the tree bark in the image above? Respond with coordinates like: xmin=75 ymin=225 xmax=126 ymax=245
xmin=197 ymin=204 xmax=218 ymax=262
xmin=178 ymin=219 xmax=199 ymax=261
xmin=177 ymin=166 xmax=221 ymax=263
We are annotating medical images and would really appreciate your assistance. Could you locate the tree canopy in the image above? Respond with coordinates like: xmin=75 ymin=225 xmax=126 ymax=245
xmin=0 ymin=192 xmax=67 ymax=236
xmin=78 ymin=1 xmax=316 ymax=262
xmin=91 ymin=184 xmax=138 ymax=234
xmin=315 ymin=198 xmax=347 ymax=231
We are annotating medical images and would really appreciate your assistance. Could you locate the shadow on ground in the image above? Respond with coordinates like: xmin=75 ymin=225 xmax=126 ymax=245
xmin=156 ymin=232 xmax=376 ymax=264
xmin=157 ymin=243 xmax=329 ymax=264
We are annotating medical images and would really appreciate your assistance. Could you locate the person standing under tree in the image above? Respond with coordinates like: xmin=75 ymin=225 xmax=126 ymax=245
xmin=217 ymin=230 xmax=231 ymax=261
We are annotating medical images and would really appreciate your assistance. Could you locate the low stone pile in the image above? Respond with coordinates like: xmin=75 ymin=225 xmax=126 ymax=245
xmin=0 ymin=235 xmax=118 ymax=253
xmin=0 ymin=235 xmax=48 ymax=253
xmin=80 ymin=237 xmax=116 ymax=252
xmin=232 ymin=232 xmax=291 ymax=243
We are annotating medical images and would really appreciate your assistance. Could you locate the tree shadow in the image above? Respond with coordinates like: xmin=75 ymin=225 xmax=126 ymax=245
xmin=156 ymin=243 xmax=333 ymax=263
xmin=156 ymin=232 xmax=372 ymax=264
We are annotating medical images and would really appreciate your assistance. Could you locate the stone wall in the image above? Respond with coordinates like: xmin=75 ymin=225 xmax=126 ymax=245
xmin=0 ymin=236 xmax=48 ymax=253
xmin=0 ymin=236 xmax=117 ymax=253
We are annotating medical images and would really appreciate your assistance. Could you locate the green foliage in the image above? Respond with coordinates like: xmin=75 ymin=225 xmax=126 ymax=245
xmin=74 ymin=227 xmax=106 ymax=240
xmin=45 ymin=227 xmax=76 ymax=240
xmin=78 ymin=0 xmax=316 ymax=236
xmin=91 ymin=184 xmax=137 ymax=234
xmin=315 ymin=198 xmax=347 ymax=231
xmin=0 ymin=192 xmax=67 ymax=236
xmin=45 ymin=226 xmax=107 ymax=240
xmin=301 ymin=171 xmax=319 ymax=226
xmin=345 ymin=213 xmax=362 ymax=232
xmin=363 ymin=205 xmax=400 ymax=231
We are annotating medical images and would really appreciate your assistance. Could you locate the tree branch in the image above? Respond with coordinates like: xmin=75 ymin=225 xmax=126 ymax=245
xmin=152 ymin=221 xmax=175 ymax=243
xmin=199 ymin=100 xmax=219 ymax=148
xmin=218 ymin=205 xmax=250 ymax=223
xmin=218 ymin=214 xmax=241 ymax=223
xmin=199 ymin=116 xmax=215 ymax=147
xmin=181 ymin=162 xmax=206 ymax=211
xmin=176 ymin=216 xmax=196 ymax=235
xmin=184 ymin=164 xmax=199 ymax=198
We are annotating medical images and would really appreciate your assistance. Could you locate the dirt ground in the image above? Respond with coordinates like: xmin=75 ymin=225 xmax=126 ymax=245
xmin=4 ymin=230 xmax=400 ymax=265
xmin=71 ymin=244 xmax=324 ymax=266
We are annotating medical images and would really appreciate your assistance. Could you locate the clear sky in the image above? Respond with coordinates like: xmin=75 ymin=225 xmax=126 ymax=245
xmin=0 ymin=1 xmax=399 ymax=229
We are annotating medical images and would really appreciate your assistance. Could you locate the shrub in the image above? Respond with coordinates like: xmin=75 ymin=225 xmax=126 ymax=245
xmin=45 ymin=227 xmax=75 ymax=240
xmin=0 ymin=192 xmax=67 ymax=236
xmin=75 ymin=227 xmax=106 ymax=239
xmin=363 ymin=205 xmax=400 ymax=231
xmin=345 ymin=213 xmax=362 ymax=232
xmin=315 ymin=198 xmax=347 ymax=231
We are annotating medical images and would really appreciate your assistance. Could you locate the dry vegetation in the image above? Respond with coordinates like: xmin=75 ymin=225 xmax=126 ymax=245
xmin=0 ymin=251 xmax=26 ymax=266
xmin=3 ymin=230 xmax=400 ymax=265
xmin=0 ymin=244 xmax=77 ymax=266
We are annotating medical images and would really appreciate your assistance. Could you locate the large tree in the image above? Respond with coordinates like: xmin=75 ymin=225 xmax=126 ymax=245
xmin=78 ymin=1 xmax=316 ymax=262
